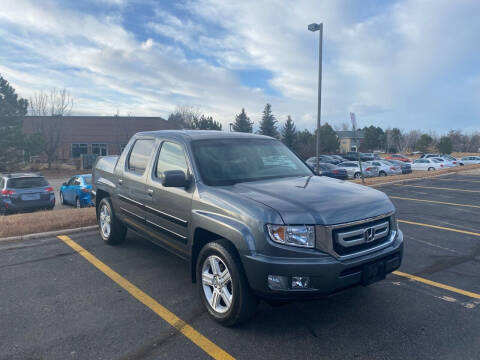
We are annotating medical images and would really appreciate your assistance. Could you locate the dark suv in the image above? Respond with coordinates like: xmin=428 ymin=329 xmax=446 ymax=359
xmin=0 ymin=173 xmax=55 ymax=215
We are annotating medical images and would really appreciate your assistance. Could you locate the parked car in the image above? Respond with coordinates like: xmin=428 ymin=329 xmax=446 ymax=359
xmin=337 ymin=161 xmax=379 ymax=179
xmin=419 ymin=153 xmax=440 ymax=159
xmin=383 ymin=154 xmax=411 ymax=163
xmin=0 ymin=173 xmax=55 ymax=215
xmin=383 ymin=159 xmax=412 ymax=174
xmin=60 ymin=174 xmax=94 ymax=208
xmin=411 ymin=158 xmax=444 ymax=171
xmin=461 ymin=156 xmax=480 ymax=165
xmin=439 ymin=155 xmax=463 ymax=166
xmin=365 ymin=161 xmax=402 ymax=177
xmin=314 ymin=162 xmax=348 ymax=180
xmin=330 ymin=154 xmax=347 ymax=162
xmin=342 ymin=152 xmax=372 ymax=161
xmin=363 ymin=153 xmax=382 ymax=160
xmin=432 ymin=157 xmax=456 ymax=168
xmin=92 ymin=130 xmax=403 ymax=325
xmin=306 ymin=155 xmax=340 ymax=166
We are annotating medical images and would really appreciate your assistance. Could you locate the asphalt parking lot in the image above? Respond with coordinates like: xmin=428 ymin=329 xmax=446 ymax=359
xmin=1 ymin=172 xmax=479 ymax=359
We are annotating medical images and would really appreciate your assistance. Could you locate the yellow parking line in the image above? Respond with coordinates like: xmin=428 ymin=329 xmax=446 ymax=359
xmin=394 ymin=184 xmax=480 ymax=193
xmin=57 ymin=235 xmax=234 ymax=360
xmin=390 ymin=196 xmax=480 ymax=209
xmin=393 ymin=271 xmax=480 ymax=300
xmin=398 ymin=219 xmax=480 ymax=237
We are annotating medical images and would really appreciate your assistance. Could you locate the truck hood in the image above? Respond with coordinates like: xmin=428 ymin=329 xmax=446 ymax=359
xmin=223 ymin=176 xmax=394 ymax=225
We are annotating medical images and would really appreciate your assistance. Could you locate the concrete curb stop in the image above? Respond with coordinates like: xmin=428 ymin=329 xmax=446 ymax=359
xmin=0 ymin=225 xmax=98 ymax=243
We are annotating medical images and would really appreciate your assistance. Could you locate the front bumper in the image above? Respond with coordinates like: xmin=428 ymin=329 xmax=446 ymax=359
xmin=242 ymin=229 xmax=403 ymax=299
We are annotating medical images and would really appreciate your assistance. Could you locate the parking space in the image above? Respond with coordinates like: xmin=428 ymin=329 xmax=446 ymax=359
xmin=1 ymin=172 xmax=479 ymax=359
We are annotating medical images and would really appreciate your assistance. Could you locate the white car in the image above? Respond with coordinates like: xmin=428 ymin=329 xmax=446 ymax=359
xmin=366 ymin=160 xmax=402 ymax=176
xmin=439 ymin=155 xmax=463 ymax=166
xmin=432 ymin=157 xmax=456 ymax=168
xmin=460 ymin=156 xmax=480 ymax=165
xmin=411 ymin=158 xmax=445 ymax=171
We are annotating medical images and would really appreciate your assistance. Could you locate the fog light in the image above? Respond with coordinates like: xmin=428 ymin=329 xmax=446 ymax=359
xmin=291 ymin=276 xmax=310 ymax=289
xmin=267 ymin=275 xmax=288 ymax=290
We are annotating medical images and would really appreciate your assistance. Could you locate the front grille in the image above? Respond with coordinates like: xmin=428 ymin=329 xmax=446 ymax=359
xmin=332 ymin=217 xmax=391 ymax=256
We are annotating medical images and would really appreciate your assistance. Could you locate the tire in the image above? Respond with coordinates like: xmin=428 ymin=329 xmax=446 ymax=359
xmin=428 ymin=167 xmax=435 ymax=171
xmin=97 ymin=197 xmax=127 ymax=245
xmin=60 ymin=192 xmax=65 ymax=205
xmin=354 ymin=172 xmax=361 ymax=179
xmin=379 ymin=171 xmax=387 ymax=177
xmin=197 ymin=240 xmax=257 ymax=326
xmin=75 ymin=197 xmax=82 ymax=208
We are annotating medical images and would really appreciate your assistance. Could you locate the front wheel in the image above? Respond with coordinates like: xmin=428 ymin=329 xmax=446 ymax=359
xmin=428 ymin=167 xmax=435 ymax=171
xmin=97 ymin=197 xmax=127 ymax=245
xmin=197 ymin=241 xmax=257 ymax=326
xmin=379 ymin=171 xmax=387 ymax=177
xmin=354 ymin=172 xmax=362 ymax=179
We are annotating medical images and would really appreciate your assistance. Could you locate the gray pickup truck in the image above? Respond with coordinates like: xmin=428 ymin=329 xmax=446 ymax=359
xmin=92 ymin=130 xmax=403 ymax=325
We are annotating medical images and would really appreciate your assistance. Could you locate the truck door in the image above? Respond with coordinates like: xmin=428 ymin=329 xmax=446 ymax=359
xmin=116 ymin=138 xmax=155 ymax=232
xmin=145 ymin=140 xmax=193 ymax=258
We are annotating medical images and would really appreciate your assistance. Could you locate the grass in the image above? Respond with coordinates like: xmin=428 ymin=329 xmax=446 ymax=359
xmin=0 ymin=207 xmax=96 ymax=238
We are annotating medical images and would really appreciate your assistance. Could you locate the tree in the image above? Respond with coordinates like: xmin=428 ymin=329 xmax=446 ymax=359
xmin=167 ymin=105 xmax=201 ymax=129
xmin=361 ymin=126 xmax=385 ymax=151
xmin=437 ymin=136 xmax=453 ymax=154
xmin=232 ymin=108 xmax=253 ymax=133
xmin=390 ymin=128 xmax=402 ymax=152
xmin=0 ymin=75 xmax=28 ymax=171
xmin=258 ymin=103 xmax=279 ymax=138
xmin=281 ymin=115 xmax=296 ymax=150
xmin=318 ymin=123 xmax=340 ymax=153
xmin=24 ymin=132 xmax=46 ymax=161
xmin=295 ymin=129 xmax=316 ymax=160
xmin=188 ymin=115 xmax=222 ymax=130
xmin=416 ymin=134 xmax=433 ymax=153
xmin=29 ymin=88 xmax=74 ymax=168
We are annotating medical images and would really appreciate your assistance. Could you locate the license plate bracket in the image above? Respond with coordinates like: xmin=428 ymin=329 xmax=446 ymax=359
xmin=362 ymin=260 xmax=386 ymax=286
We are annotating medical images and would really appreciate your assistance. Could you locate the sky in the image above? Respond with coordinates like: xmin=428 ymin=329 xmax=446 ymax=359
xmin=0 ymin=0 xmax=479 ymax=133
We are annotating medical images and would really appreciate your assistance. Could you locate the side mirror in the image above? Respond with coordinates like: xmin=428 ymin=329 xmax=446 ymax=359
xmin=162 ymin=170 xmax=189 ymax=188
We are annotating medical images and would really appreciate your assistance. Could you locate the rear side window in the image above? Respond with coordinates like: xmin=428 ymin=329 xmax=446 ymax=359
xmin=7 ymin=177 xmax=48 ymax=189
xmin=128 ymin=139 xmax=155 ymax=175
xmin=83 ymin=176 xmax=92 ymax=185
xmin=156 ymin=141 xmax=188 ymax=177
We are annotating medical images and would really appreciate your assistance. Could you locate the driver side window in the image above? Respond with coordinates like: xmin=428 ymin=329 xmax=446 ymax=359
xmin=156 ymin=141 xmax=188 ymax=178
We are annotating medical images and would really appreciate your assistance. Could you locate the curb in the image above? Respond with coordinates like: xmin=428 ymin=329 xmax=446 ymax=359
xmin=366 ymin=170 xmax=455 ymax=187
xmin=0 ymin=225 xmax=98 ymax=243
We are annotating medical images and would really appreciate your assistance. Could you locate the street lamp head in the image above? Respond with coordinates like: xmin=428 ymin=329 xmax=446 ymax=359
xmin=308 ymin=23 xmax=321 ymax=32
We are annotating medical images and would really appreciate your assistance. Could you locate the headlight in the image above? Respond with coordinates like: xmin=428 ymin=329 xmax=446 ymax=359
xmin=267 ymin=225 xmax=315 ymax=248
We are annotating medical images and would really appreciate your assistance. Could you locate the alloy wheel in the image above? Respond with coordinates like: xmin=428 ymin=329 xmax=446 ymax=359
xmin=202 ymin=255 xmax=233 ymax=314
xmin=99 ymin=204 xmax=111 ymax=238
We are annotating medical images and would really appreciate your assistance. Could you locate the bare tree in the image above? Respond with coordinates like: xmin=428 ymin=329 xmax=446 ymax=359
xmin=29 ymin=88 xmax=74 ymax=168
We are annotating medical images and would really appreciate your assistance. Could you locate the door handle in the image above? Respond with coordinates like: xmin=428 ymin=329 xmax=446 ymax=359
xmin=118 ymin=179 xmax=123 ymax=185
xmin=147 ymin=188 xmax=154 ymax=196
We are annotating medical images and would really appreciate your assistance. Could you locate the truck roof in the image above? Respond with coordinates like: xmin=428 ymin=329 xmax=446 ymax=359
xmin=136 ymin=130 xmax=274 ymax=141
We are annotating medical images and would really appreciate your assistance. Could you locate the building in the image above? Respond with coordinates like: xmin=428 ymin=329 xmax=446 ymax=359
xmin=23 ymin=116 xmax=176 ymax=161
xmin=336 ymin=130 xmax=364 ymax=153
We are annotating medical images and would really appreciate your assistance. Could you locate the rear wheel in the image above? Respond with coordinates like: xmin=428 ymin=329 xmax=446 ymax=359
xmin=379 ymin=171 xmax=387 ymax=177
xmin=428 ymin=167 xmax=435 ymax=171
xmin=75 ymin=197 xmax=82 ymax=208
xmin=60 ymin=192 xmax=65 ymax=205
xmin=197 ymin=241 xmax=257 ymax=326
xmin=97 ymin=197 xmax=127 ymax=245
xmin=354 ymin=172 xmax=361 ymax=179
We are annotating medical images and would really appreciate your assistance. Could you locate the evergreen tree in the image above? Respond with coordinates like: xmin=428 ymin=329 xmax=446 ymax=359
xmin=318 ymin=123 xmax=340 ymax=153
xmin=258 ymin=103 xmax=279 ymax=138
xmin=416 ymin=134 xmax=433 ymax=152
xmin=438 ymin=136 xmax=452 ymax=154
xmin=232 ymin=108 xmax=253 ymax=133
xmin=188 ymin=115 xmax=222 ymax=130
xmin=0 ymin=75 xmax=28 ymax=171
xmin=281 ymin=115 xmax=297 ymax=150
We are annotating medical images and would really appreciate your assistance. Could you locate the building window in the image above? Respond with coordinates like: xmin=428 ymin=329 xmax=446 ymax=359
xmin=72 ymin=143 xmax=88 ymax=158
xmin=92 ymin=143 xmax=108 ymax=156
xmin=120 ymin=144 xmax=127 ymax=153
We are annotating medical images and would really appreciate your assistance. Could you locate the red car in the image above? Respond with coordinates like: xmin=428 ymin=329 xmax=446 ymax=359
xmin=384 ymin=154 xmax=412 ymax=163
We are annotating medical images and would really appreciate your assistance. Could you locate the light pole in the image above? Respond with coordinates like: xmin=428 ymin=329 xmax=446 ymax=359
xmin=308 ymin=22 xmax=323 ymax=174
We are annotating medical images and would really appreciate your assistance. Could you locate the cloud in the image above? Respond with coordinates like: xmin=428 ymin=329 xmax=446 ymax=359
xmin=0 ymin=0 xmax=479 ymax=132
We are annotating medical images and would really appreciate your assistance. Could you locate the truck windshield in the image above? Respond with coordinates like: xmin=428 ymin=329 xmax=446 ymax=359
xmin=192 ymin=139 xmax=313 ymax=186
